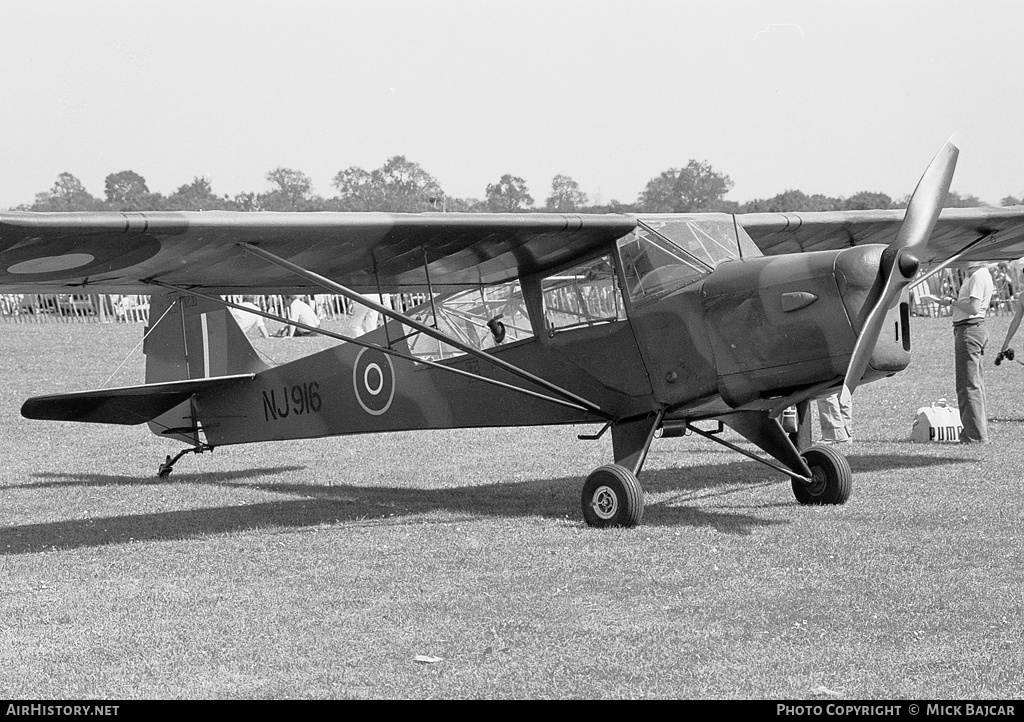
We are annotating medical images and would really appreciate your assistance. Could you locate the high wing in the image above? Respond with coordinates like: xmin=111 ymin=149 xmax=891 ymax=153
xmin=7 ymin=207 xmax=1024 ymax=297
xmin=739 ymin=206 xmax=1024 ymax=262
xmin=0 ymin=211 xmax=637 ymax=294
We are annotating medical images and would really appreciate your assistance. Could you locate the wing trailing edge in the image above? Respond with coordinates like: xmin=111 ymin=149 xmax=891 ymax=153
xmin=21 ymin=374 xmax=255 ymax=425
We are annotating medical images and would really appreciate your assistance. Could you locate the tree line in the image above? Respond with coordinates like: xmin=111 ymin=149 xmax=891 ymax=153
xmin=12 ymin=155 xmax=1023 ymax=215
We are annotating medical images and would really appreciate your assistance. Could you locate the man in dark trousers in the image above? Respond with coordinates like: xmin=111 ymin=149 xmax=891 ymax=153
xmin=932 ymin=261 xmax=996 ymax=443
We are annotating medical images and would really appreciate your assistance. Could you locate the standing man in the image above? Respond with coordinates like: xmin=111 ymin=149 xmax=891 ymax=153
xmin=817 ymin=391 xmax=853 ymax=444
xmin=933 ymin=262 xmax=996 ymax=443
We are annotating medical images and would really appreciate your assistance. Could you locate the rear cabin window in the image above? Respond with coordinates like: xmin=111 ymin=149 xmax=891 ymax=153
xmin=401 ymin=280 xmax=533 ymax=360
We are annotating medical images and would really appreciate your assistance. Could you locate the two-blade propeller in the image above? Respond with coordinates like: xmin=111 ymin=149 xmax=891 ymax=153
xmin=841 ymin=141 xmax=959 ymax=402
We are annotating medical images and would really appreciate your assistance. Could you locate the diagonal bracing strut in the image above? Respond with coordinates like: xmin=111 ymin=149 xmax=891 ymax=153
xmin=236 ymin=242 xmax=612 ymax=419
xmin=146 ymin=279 xmax=611 ymax=419
xmin=685 ymin=422 xmax=811 ymax=484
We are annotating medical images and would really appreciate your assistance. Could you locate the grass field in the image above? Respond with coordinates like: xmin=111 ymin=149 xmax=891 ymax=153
xmin=1 ymin=314 xmax=1022 ymax=699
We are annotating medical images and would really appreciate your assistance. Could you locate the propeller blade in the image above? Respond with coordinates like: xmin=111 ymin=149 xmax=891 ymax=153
xmin=890 ymin=141 xmax=959 ymax=252
xmin=842 ymin=141 xmax=959 ymax=397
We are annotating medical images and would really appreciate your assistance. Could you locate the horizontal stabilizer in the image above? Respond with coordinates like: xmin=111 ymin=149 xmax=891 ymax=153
xmin=21 ymin=374 xmax=255 ymax=425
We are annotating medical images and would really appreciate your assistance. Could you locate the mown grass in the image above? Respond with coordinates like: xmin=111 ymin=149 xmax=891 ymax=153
xmin=1 ymin=315 xmax=1022 ymax=699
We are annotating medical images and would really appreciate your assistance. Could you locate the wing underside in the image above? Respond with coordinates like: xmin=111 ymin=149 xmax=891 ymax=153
xmin=0 ymin=211 xmax=637 ymax=294
xmin=4 ymin=207 xmax=1023 ymax=299
xmin=739 ymin=206 xmax=1024 ymax=262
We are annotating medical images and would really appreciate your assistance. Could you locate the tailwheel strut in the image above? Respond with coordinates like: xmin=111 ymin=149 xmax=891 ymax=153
xmin=157 ymin=444 xmax=214 ymax=478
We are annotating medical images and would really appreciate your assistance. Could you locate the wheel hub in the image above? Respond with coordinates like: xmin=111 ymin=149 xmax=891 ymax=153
xmin=806 ymin=466 xmax=827 ymax=495
xmin=591 ymin=485 xmax=618 ymax=520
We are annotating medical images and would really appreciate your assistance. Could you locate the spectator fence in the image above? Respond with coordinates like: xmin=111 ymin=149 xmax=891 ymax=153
xmin=0 ymin=293 xmax=428 ymax=325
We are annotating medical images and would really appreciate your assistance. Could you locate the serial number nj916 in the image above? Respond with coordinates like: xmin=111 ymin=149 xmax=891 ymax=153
xmin=262 ymin=382 xmax=322 ymax=421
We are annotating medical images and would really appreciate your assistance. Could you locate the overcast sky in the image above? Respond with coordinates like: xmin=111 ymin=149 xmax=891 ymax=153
xmin=2 ymin=0 xmax=1022 ymax=209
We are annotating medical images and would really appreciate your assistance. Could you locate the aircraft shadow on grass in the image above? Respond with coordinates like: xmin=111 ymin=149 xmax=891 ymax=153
xmin=0 ymin=452 xmax=974 ymax=555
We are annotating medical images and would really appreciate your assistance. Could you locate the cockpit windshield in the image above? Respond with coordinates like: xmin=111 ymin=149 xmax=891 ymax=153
xmin=643 ymin=217 xmax=758 ymax=267
xmin=617 ymin=217 xmax=758 ymax=303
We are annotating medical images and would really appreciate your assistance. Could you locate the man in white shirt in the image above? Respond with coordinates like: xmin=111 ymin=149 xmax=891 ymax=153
xmin=229 ymin=296 xmax=270 ymax=338
xmin=935 ymin=262 xmax=996 ymax=443
xmin=277 ymin=295 xmax=321 ymax=337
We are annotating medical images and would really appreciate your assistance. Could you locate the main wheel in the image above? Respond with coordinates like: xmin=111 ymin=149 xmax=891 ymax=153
xmin=581 ymin=464 xmax=645 ymax=528
xmin=792 ymin=445 xmax=852 ymax=505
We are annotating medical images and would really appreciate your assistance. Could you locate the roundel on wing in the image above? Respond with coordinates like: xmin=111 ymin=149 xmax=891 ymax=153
xmin=0 ymin=235 xmax=162 ymax=283
xmin=352 ymin=347 xmax=396 ymax=416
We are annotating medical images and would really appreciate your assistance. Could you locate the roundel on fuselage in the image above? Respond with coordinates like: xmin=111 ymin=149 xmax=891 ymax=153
xmin=352 ymin=347 xmax=396 ymax=416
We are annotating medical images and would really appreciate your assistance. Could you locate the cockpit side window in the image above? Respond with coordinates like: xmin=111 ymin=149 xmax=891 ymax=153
xmin=540 ymin=254 xmax=627 ymax=333
xmin=401 ymin=280 xmax=533 ymax=360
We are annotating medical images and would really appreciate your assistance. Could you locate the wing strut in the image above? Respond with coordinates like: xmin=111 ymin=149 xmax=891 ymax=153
xmin=146 ymin=280 xmax=612 ymax=419
xmin=421 ymin=246 xmax=440 ymax=329
xmin=908 ymin=230 xmax=998 ymax=291
xmin=236 ymin=242 xmax=612 ymax=419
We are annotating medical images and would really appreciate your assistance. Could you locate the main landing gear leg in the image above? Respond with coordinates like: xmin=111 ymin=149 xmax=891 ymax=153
xmin=693 ymin=411 xmax=853 ymax=506
xmin=580 ymin=412 xmax=663 ymax=529
xmin=157 ymin=444 xmax=214 ymax=478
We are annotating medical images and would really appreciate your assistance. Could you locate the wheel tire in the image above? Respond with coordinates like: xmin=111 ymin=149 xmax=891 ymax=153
xmin=792 ymin=445 xmax=852 ymax=505
xmin=581 ymin=464 xmax=645 ymax=528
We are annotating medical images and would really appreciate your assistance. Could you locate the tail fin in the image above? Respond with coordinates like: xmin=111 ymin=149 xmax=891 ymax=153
xmin=144 ymin=292 xmax=269 ymax=443
xmin=144 ymin=293 xmax=269 ymax=383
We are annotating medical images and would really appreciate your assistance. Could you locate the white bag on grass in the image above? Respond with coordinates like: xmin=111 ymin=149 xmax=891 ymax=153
xmin=910 ymin=399 xmax=963 ymax=443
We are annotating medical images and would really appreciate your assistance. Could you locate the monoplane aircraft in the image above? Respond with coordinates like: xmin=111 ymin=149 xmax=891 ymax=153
xmin=4 ymin=142 xmax=1024 ymax=527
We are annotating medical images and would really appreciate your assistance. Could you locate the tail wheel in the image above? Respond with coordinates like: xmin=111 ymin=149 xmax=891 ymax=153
xmin=581 ymin=464 xmax=644 ymax=528
xmin=792 ymin=445 xmax=852 ymax=505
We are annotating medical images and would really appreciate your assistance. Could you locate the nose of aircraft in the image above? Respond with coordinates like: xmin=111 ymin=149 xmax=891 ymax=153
xmin=835 ymin=245 xmax=919 ymax=337
xmin=834 ymin=245 xmax=916 ymax=383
